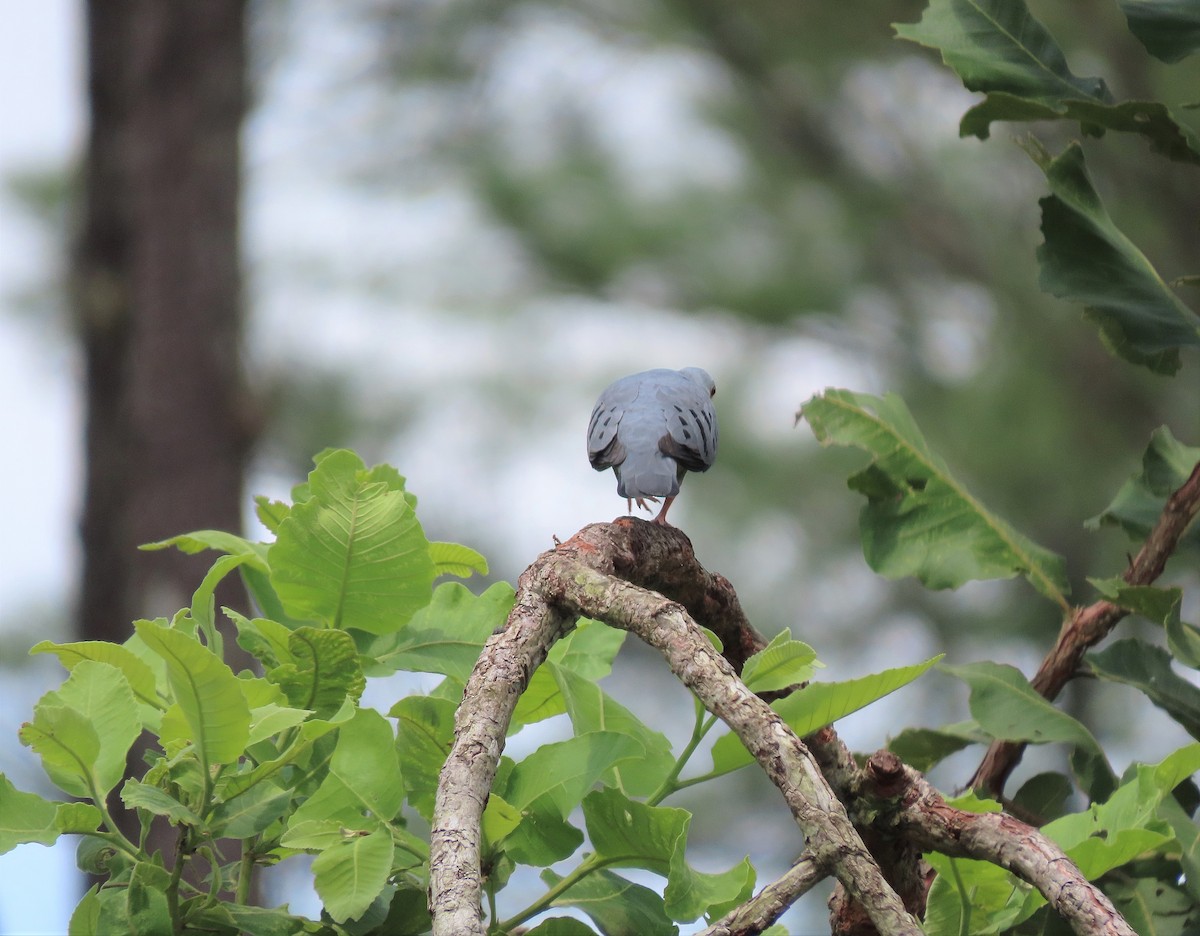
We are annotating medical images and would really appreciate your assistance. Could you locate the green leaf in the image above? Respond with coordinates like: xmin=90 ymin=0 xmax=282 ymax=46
xmin=269 ymin=626 xmax=365 ymax=720
xmin=127 ymin=860 xmax=173 ymax=936
xmin=1158 ymin=795 xmax=1200 ymax=903
xmin=1110 ymin=876 xmax=1200 ymax=935
xmin=134 ymin=619 xmax=251 ymax=767
xmin=942 ymin=661 xmax=1108 ymax=760
xmin=582 ymin=787 xmax=754 ymax=922
xmin=254 ymin=496 xmax=291 ymax=534
xmin=503 ymin=732 xmax=645 ymax=817
xmin=69 ymin=886 xmax=101 ymax=936
xmin=886 ymin=725 xmax=978 ymax=772
xmin=0 ymin=774 xmax=59 ymax=853
xmin=30 ymin=641 xmax=161 ymax=712
xmin=1088 ymin=427 xmax=1200 ymax=543
xmin=312 ymin=824 xmax=394 ymax=924
xmin=1032 ymin=143 xmax=1200 ymax=373
xmin=525 ymin=919 xmax=597 ymax=936
xmin=513 ymin=618 xmax=626 ymax=727
xmin=268 ymin=450 xmax=436 ymax=633
xmin=428 ymin=541 xmax=489 ymax=578
xmin=1118 ymin=0 xmax=1200 ymax=63
xmin=1087 ymin=639 xmax=1200 ymax=740
xmin=541 ymin=868 xmax=678 ymax=936
xmin=140 ymin=529 xmax=267 ymax=563
xmin=210 ymin=781 xmax=291 ymax=838
xmin=329 ymin=708 xmax=404 ymax=821
xmin=739 ymin=629 xmax=820 ymax=693
xmin=710 ymin=656 xmax=941 ymax=776
xmin=120 ymin=779 xmax=201 ymax=826
xmin=500 ymin=805 xmax=585 ymax=867
xmin=553 ymin=664 xmax=675 ymax=797
xmin=392 ymin=695 xmax=456 ymax=820
xmin=895 ymin=0 xmax=1200 ymax=162
xmin=42 ymin=661 xmax=141 ymax=797
xmin=248 ymin=702 xmax=312 ymax=745
xmin=55 ymin=802 xmax=102 ymax=834
xmin=358 ymin=581 xmax=512 ymax=680
xmin=800 ymin=390 xmax=1069 ymax=604
xmin=1012 ymin=772 xmax=1074 ymax=823
xmin=19 ymin=706 xmax=97 ymax=799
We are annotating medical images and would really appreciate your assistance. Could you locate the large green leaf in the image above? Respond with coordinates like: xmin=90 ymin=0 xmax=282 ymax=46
xmin=268 ymin=450 xmax=436 ymax=633
xmin=1088 ymin=427 xmax=1200 ymax=543
xmin=127 ymin=860 xmax=173 ymax=936
xmin=1087 ymin=639 xmax=1200 ymax=740
xmin=0 ymin=775 xmax=59 ymax=853
xmin=391 ymin=695 xmax=456 ymax=820
xmin=739 ymin=628 xmax=820 ymax=693
xmin=582 ymin=787 xmax=755 ymax=923
xmin=1118 ymin=0 xmax=1200 ymax=63
xmin=503 ymin=731 xmax=645 ymax=817
xmin=428 ymin=541 xmax=489 ymax=578
xmin=710 ymin=656 xmax=941 ymax=776
xmin=120 ymin=780 xmax=201 ymax=827
xmin=209 ymin=781 xmax=291 ymax=838
xmin=513 ymin=618 xmax=626 ymax=727
xmin=1033 ymin=143 xmax=1200 ymax=374
xmin=328 ymin=708 xmax=404 ymax=821
xmin=268 ymin=626 xmax=365 ymax=720
xmin=30 ymin=641 xmax=161 ymax=712
xmin=357 ymin=581 xmax=512 ymax=680
xmin=800 ymin=390 xmax=1069 ymax=605
xmin=134 ymin=620 xmax=251 ymax=768
xmin=554 ymin=665 xmax=675 ymax=797
xmin=541 ymin=868 xmax=678 ymax=936
xmin=20 ymin=705 xmax=101 ymax=800
xmin=312 ymin=823 xmax=394 ymax=924
xmin=895 ymin=0 xmax=1200 ymax=162
xmin=40 ymin=661 xmax=141 ymax=798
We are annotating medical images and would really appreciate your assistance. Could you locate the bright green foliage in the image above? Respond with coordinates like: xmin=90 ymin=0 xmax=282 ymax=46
xmin=269 ymin=449 xmax=437 ymax=633
xmin=739 ymin=628 xmax=821 ymax=693
xmin=1088 ymin=640 xmax=1200 ymax=740
xmin=311 ymin=824 xmax=395 ymax=923
xmin=1032 ymin=143 xmax=1200 ymax=374
xmin=801 ymin=389 xmax=1070 ymax=605
xmin=0 ymin=775 xmax=59 ymax=853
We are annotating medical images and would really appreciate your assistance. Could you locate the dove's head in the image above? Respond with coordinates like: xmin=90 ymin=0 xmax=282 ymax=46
xmin=679 ymin=367 xmax=716 ymax=398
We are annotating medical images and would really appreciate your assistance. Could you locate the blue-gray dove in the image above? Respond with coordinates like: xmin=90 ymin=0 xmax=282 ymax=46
xmin=587 ymin=367 xmax=718 ymax=525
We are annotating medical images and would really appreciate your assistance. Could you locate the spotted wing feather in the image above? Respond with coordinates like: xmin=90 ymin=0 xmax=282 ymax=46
xmin=656 ymin=381 xmax=718 ymax=473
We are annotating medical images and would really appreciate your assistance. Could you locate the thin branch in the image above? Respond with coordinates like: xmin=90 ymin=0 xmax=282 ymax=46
xmin=697 ymin=855 xmax=827 ymax=936
xmin=865 ymin=753 xmax=1135 ymax=936
xmin=971 ymin=459 xmax=1200 ymax=795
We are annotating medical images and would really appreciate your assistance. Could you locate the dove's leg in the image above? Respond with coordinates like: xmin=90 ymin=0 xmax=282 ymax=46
xmin=651 ymin=496 xmax=676 ymax=525
xmin=633 ymin=496 xmax=660 ymax=514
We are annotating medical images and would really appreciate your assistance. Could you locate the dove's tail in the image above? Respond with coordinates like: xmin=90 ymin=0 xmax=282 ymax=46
xmin=615 ymin=449 xmax=681 ymax=500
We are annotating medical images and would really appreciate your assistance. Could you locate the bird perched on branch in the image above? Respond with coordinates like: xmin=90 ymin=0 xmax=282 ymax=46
xmin=587 ymin=367 xmax=718 ymax=526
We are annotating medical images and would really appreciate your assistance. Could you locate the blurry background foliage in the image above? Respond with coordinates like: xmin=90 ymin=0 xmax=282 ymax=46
xmin=3 ymin=0 xmax=1199 ymax=927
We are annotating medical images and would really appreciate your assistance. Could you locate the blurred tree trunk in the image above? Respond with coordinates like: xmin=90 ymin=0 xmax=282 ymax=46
xmin=75 ymin=2 xmax=251 ymax=639
xmin=73 ymin=0 xmax=255 ymax=891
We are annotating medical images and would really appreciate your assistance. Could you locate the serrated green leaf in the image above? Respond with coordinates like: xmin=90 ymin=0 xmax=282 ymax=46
xmin=391 ymin=695 xmax=456 ymax=820
xmin=1088 ymin=427 xmax=1200 ymax=542
xmin=428 ymin=540 xmax=489 ymax=578
xmin=710 ymin=656 xmax=941 ymax=777
xmin=1033 ymin=143 xmax=1200 ymax=373
xmin=541 ymin=868 xmax=678 ymax=936
xmin=30 ymin=641 xmax=161 ymax=712
xmin=134 ymin=619 xmax=251 ymax=767
xmin=504 ymin=732 xmax=645 ymax=817
xmin=0 ymin=774 xmax=59 ymax=852
xmin=268 ymin=450 xmax=436 ymax=633
xmin=1119 ymin=0 xmax=1200 ymax=63
xmin=357 ymin=581 xmax=511 ymax=680
xmin=254 ymin=496 xmax=291 ymax=534
xmin=740 ymin=628 xmax=820 ymax=693
xmin=269 ymin=626 xmax=365 ymax=719
xmin=120 ymin=780 xmax=201 ymax=826
xmin=231 ymin=611 xmax=295 ymax=670
xmin=1088 ymin=639 xmax=1200 ymax=740
xmin=312 ymin=824 xmax=394 ymax=924
xmin=42 ymin=661 xmax=141 ymax=797
xmin=801 ymin=390 xmax=1069 ymax=604
xmin=553 ymin=664 xmax=675 ymax=797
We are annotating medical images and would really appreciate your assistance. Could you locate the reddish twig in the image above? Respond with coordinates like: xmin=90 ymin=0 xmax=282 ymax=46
xmin=971 ymin=459 xmax=1200 ymax=795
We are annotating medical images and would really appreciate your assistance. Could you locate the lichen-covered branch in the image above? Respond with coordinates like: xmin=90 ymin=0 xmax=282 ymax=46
xmin=971 ymin=459 xmax=1200 ymax=795
xmin=865 ymin=753 xmax=1135 ymax=936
